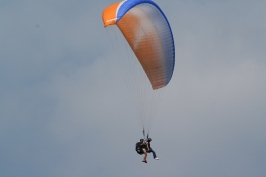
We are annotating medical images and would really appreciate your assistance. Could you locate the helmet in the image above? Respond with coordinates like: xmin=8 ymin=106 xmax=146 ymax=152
xmin=140 ymin=139 xmax=144 ymax=142
xmin=147 ymin=138 xmax=152 ymax=142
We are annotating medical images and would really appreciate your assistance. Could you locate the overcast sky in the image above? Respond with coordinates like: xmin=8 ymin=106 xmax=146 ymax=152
xmin=1 ymin=0 xmax=266 ymax=177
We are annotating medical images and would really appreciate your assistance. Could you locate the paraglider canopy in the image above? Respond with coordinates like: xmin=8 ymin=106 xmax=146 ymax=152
xmin=102 ymin=0 xmax=175 ymax=137
xmin=102 ymin=0 xmax=175 ymax=90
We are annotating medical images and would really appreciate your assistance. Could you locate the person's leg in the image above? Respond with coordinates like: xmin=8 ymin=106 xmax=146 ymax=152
xmin=142 ymin=149 xmax=147 ymax=163
xmin=150 ymin=148 xmax=157 ymax=159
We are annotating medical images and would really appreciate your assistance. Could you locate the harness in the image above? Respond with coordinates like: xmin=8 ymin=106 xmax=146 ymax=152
xmin=135 ymin=131 xmax=152 ymax=155
xmin=135 ymin=142 xmax=144 ymax=155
